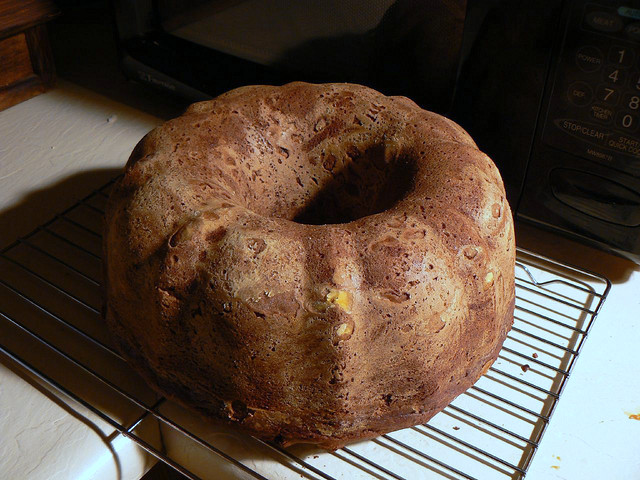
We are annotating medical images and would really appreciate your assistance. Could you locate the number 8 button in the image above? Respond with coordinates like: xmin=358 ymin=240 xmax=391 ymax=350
xmin=623 ymin=92 xmax=640 ymax=110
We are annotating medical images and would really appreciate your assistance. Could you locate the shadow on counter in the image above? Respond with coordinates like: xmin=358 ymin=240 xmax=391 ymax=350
xmin=0 ymin=168 xmax=121 ymax=251
xmin=516 ymin=222 xmax=639 ymax=285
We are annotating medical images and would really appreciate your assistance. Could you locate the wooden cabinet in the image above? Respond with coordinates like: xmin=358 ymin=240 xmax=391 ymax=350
xmin=0 ymin=0 xmax=59 ymax=111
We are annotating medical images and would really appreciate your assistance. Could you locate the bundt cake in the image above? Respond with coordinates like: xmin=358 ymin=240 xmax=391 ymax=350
xmin=103 ymin=82 xmax=515 ymax=449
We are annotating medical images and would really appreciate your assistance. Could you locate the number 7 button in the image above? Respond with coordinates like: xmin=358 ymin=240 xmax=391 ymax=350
xmin=596 ymin=84 xmax=620 ymax=105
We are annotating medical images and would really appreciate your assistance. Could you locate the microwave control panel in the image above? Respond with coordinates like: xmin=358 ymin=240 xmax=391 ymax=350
xmin=519 ymin=0 xmax=640 ymax=263
xmin=543 ymin=1 xmax=640 ymax=176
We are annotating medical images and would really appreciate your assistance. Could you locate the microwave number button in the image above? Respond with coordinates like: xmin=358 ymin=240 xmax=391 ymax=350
xmin=622 ymin=92 xmax=640 ymax=111
xmin=602 ymin=65 xmax=627 ymax=84
xmin=568 ymin=81 xmax=593 ymax=106
xmin=615 ymin=111 xmax=639 ymax=132
xmin=608 ymin=46 xmax=635 ymax=67
xmin=595 ymin=84 xmax=620 ymax=105
xmin=629 ymin=72 xmax=640 ymax=91
xmin=576 ymin=46 xmax=604 ymax=72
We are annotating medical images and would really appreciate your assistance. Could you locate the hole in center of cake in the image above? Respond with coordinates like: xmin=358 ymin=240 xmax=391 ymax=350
xmin=292 ymin=145 xmax=416 ymax=225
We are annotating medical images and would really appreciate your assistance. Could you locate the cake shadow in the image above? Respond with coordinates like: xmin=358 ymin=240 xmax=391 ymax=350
xmin=154 ymin=399 xmax=336 ymax=479
xmin=0 ymin=167 xmax=122 ymax=250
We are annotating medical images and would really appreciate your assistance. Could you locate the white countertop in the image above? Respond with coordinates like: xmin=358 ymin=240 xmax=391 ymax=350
xmin=0 ymin=81 xmax=164 ymax=480
xmin=1 ymin=81 xmax=639 ymax=480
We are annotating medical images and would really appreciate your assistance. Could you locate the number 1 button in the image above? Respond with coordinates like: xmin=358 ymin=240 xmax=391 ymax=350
xmin=608 ymin=46 xmax=635 ymax=66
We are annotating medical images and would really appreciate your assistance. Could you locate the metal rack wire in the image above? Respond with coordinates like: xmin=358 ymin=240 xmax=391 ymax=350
xmin=0 ymin=178 xmax=611 ymax=480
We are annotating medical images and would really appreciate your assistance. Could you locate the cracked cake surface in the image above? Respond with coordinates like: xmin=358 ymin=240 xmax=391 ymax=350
xmin=103 ymin=82 xmax=515 ymax=449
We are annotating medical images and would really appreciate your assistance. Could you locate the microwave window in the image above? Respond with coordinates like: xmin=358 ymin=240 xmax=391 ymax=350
xmin=154 ymin=0 xmax=467 ymax=112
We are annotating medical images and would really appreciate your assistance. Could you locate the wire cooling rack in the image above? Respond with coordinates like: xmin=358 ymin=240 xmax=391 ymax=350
xmin=0 ymin=178 xmax=611 ymax=480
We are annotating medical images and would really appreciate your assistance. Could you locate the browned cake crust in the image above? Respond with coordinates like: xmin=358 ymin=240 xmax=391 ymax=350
xmin=103 ymin=82 xmax=515 ymax=450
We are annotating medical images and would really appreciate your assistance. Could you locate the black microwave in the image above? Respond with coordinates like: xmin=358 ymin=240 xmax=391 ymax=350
xmin=113 ymin=0 xmax=640 ymax=264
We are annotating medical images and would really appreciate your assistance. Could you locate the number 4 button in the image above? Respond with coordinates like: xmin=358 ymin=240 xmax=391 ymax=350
xmin=602 ymin=65 xmax=628 ymax=84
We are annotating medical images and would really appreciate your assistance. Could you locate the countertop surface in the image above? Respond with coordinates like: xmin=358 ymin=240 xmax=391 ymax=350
xmin=1 ymin=78 xmax=639 ymax=479
xmin=0 ymin=80 xmax=165 ymax=480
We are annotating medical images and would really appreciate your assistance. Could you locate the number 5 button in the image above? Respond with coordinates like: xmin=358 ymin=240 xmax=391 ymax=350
xmin=630 ymin=72 xmax=640 ymax=91
xmin=596 ymin=84 xmax=620 ymax=104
